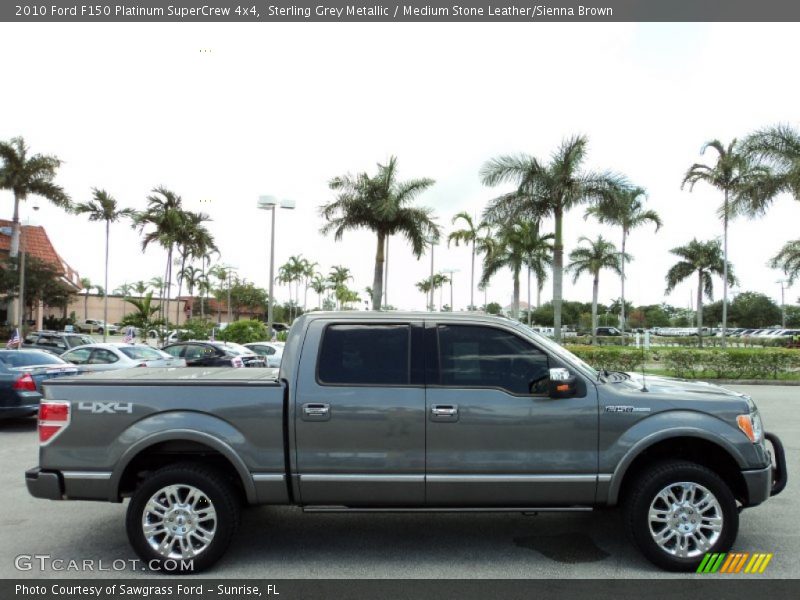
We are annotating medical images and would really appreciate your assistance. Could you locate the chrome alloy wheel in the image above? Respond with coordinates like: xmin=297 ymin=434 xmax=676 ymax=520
xmin=648 ymin=481 xmax=723 ymax=558
xmin=141 ymin=484 xmax=217 ymax=559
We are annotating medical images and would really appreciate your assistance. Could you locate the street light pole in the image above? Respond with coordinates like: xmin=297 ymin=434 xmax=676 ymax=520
xmin=258 ymin=196 xmax=295 ymax=336
xmin=428 ymin=241 xmax=435 ymax=311
xmin=778 ymin=280 xmax=787 ymax=329
xmin=442 ymin=268 xmax=458 ymax=312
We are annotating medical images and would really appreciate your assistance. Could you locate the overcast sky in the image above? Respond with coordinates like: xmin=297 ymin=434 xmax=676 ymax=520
xmin=1 ymin=22 xmax=798 ymax=314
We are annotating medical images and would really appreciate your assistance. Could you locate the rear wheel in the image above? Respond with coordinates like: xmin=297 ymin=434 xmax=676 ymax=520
xmin=126 ymin=463 xmax=240 ymax=573
xmin=623 ymin=460 xmax=738 ymax=571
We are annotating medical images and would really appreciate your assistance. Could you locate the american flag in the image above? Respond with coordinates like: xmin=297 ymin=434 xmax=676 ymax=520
xmin=6 ymin=328 xmax=21 ymax=349
xmin=123 ymin=326 xmax=135 ymax=343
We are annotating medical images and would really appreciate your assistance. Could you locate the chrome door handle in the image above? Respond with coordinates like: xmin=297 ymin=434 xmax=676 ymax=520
xmin=303 ymin=403 xmax=330 ymax=416
xmin=431 ymin=405 xmax=457 ymax=416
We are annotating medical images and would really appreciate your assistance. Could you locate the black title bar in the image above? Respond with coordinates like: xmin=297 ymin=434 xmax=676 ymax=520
xmin=4 ymin=0 xmax=800 ymax=22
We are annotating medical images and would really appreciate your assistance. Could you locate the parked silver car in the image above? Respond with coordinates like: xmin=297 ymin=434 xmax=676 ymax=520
xmin=60 ymin=343 xmax=186 ymax=372
xmin=243 ymin=341 xmax=284 ymax=367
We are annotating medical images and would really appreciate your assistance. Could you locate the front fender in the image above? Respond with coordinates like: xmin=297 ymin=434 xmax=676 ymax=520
xmin=108 ymin=411 xmax=257 ymax=503
xmin=601 ymin=410 xmax=756 ymax=505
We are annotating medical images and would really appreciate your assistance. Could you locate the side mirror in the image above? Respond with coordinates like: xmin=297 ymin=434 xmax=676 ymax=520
xmin=548 ymin=367 xmax=578 ymax=399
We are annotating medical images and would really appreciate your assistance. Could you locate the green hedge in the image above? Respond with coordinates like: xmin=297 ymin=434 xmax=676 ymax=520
xmin=658 ymin=348 xmax=800 ymax=379
xmin=570 ymin=335 xmax=795 ymax=348
xmin=567 ymin=345 xmax=646 ymax=372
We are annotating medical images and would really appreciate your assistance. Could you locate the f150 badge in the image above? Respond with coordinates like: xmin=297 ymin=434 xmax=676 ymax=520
xmin=77 ymin=401 xmax=133 ymax=414
xmin=605 ymin=405 xmax=651 ymax=413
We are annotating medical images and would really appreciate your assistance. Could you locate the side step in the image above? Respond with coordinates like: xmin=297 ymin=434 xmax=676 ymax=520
xmin=302 ymin=506 xmax=593 ymax=513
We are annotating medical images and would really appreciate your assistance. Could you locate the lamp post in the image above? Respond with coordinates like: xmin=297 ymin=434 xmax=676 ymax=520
xmin=258 ymin=195 xmax=296 ymax=337
xmin=428 ymin=239 xmax=436 ymax=311
xmin=778 ymin=280 xmax=787 ymax=329
xmin=442 ymin=268 xmax=458 ymax=312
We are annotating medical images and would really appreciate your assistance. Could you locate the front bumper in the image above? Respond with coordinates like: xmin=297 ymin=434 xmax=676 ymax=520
xmin=741 ymin=432 xmax=787 ymax=506
xmin=25 ymin=468 xmax=63 ymax=500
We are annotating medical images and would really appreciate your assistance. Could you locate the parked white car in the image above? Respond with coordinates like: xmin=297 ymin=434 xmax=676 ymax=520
xmin=243 ymin=341 xmax=284 ymax=367
xmin=60 ymin=343 xmax=187 ymax=372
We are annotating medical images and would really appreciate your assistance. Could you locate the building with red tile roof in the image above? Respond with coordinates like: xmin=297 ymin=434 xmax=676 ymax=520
xmin=0 ymin=220 xmax=82 ymax=291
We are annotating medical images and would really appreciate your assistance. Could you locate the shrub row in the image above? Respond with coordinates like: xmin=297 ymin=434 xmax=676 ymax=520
xmin=565 ymin=345 xmax=800 ymax=379
xmin=570 ymin=335 xmax=796 ymax=348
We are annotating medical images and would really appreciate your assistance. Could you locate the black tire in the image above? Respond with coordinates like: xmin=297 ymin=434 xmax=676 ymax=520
xmin=126 ymin=462 xmax=241 ymax=574
xmin=623 ymin=460 xmax=738 ymax=571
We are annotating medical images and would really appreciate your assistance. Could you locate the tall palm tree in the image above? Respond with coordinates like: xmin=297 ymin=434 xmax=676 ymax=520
xmin=179 ymin=265 xmax=204 ymax=319
xmin=769 ymin=241 xmax=800 ymax=284
xmin=173 ymin=211 xmax=216 ymax=324
xmin=300 ymin=259 xmax=318 ymax=310
xmin=133 ymin=280 xmax=149 ymax=296
xmin=415 ymin=278 xmax=433 ymax=309
xmin=682 ymin=139 xmax=771 ymax=346
xmin=134 ymin=187 xmax=184 ymax=323
xmin=665 ymin=239 xmax=736 ymax=345
xmin=431 ymin=273 xmax=450 ymax=311
xmin=585 ymin=186 xmax=661 ymax=336
xmin=479 ymin=222 xmax=531 ymax=319
xmin=567 ymin=236 xmax=627 ymax=344
xmin=74 ymin=189 xmax=136 ymax=341
xmin=448 ymin=212 xmax=482 ymax=310
xmin=321 ymin=156 xmax=440 ymax=310
xmin=481 ymin=135 xmax=625 ymax=340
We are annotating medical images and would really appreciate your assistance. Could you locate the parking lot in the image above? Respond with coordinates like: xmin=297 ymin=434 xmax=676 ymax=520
xmin=0 ymin=385 xmax=796 ymax=579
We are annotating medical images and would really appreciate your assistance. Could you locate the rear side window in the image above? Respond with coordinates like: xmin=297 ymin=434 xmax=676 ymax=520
xmin=318 ymin=324 xmax=410 ymax=385
xmin=437 ymin=325 xmax=549 ymax=395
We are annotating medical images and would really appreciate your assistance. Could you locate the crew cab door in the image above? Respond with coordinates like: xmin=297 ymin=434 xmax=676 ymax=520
xmin=294 ymin=320 xmax=425 ymax=506
xmin=425 ymin=322 xmax=598 ymax=506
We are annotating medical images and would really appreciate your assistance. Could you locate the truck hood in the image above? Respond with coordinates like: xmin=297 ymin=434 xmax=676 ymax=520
xmin=623 ymin=372 xmax=750 ymax=401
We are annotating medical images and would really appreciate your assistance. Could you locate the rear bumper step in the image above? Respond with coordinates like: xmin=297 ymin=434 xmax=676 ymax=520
xmin=25 ymin=467 xmax=63 ymax=500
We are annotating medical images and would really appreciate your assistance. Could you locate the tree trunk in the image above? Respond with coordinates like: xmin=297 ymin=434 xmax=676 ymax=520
xmin=175 ymin=254 xmax=186 ymax=325
xmin=552 ymin=205 xmax=564 ymax=341
xmin=527 ymin=265 xmax=532 ymax=326
xmin=8 ymin=193 xmax=23 ymax=326
xmin=103 ymin=220 xmax=110 ymax=342
xmin=721 ymin=189 xmax=729 ymax=349
xmin=512 ymin=267 xmax=520 ymax=320
xmin=384 ymin=235 xmax=389 ymax=308
xmin=620 ymin=229 xmax=627 ymax=343
xmin=470 ymin=241 xmax=475 ymax=310
xmin=697 ymin=271 xmax=704 ymax=348
xmin=372 ymin=232 xmax=386 ymax=310
xmin=592 ymin=273 xmax=599 ymax=345
xmin=84 ymin=292 xmax=88 ymax=321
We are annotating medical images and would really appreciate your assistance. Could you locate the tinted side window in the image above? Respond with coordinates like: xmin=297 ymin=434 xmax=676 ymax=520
xmin=64 ymin=348 xmax=92 ymax=364
xmin=318 ymin=324 xmax=410 ymax=385
xmin=437 ymin=325 xmax=549 ymax=395
xmin=164 ymin=345 xmax=185 ymax=358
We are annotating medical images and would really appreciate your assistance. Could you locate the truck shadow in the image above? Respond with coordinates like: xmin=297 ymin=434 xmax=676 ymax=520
xmin=0 ymin=417 xmax=37 ymax=433
xmin=227 ymin=506 xmax=650 ymax=575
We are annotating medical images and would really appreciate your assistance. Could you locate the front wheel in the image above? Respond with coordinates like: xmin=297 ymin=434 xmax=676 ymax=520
xmin=126 ymin=463 xmax=240 ymax=573
xmin=623 ymin=460 xmax=738 ymax=571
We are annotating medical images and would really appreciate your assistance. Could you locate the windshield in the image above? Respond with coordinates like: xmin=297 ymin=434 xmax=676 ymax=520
xmin=515 ymin=324 xmax=599 ymax=380
xmin=119 ymin=346 xmax=169 ymax=361
xmin=67 ymin=335 xmax=95 ymax=347
xmin=0 ymin=351 xmax=68 ymax=368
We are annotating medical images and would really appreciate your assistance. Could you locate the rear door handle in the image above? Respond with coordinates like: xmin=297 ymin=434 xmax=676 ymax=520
xmin=431 ymin=404 xmax=459 ymax=422
xmin=302 ymin=403 xmax=331 ymax=421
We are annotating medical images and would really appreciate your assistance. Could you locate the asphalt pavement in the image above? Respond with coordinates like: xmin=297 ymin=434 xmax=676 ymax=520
xmin=0 ymin=385 xmax=796 ymax=579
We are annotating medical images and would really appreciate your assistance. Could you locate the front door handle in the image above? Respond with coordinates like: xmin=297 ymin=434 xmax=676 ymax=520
xmin=302 ymin=403 xmax=331 ymax=421
xmin=431 ymin=404 xmax=459 ymax=422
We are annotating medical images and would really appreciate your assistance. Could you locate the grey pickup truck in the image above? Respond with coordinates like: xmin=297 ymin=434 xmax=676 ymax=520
xmin=26 ymin=312 xmax=786 ymax=573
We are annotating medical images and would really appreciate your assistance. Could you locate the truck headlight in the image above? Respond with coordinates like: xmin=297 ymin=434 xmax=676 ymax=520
xmin=737 ymin=412 xmax=763 ymax=444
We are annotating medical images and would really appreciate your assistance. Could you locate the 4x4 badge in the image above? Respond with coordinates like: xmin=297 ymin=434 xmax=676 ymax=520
xmin=77 ymin=401 xmax=133 ymax=414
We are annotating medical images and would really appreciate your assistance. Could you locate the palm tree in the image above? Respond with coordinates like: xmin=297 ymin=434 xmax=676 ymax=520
xmin=173 ymin=211 xmax=216 ymax=324
xmin=415 ymin=278 xmax=433 ymax=309
xmin=769 ymin=241 xmax=800 ymax=284
xmin=133 ymin=280 xmax=149 ymax=296
xmin=114 ymin=283 xmax=134 ymax=320
xmin=585 ymin=186 xmax=661 ymax=336
xmin=179 ymin=265 xmax=204 ymax=319
xmin=300 ymin=259 xmax=317 ymax=310
xmin=481 ymin=135 xmax=625 ymax=340
xmin=521 ymin=222 xmax=554 ymax=324
xmin=74 ymin=189 xmax=136 ymax=341
xmin=431 ymin=273 xmax=450 ymax=311
xmin=682 ymin=139 xmax=771 ymax=346
xmin=124 ymin=291 xmax=162 ymax=333
xmin=567 ymin=236 xmax=627 ymax=344
xmin=448 ymin=212 xmax=482 ymax=310
xmin=321 ymin=156 xmax=440 ymax=310
xmin=310 ymin=274 xmax=328 ymax=309
xmin=327 ymin=265 xmax=353 ymax=310
xmin=665 ymin=239 xmax=736 ymax=345
xmin=741 ymin=123 xmax=800 ymax=205
xmin=134 ymin=187 xmax=184 ymax=323
xmin=208 ymin=265 xmax=230 ymax=322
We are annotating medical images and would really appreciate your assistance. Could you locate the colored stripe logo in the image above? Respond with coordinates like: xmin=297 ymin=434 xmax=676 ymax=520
xmin=697 ymin=552 xmax=773 ymax=574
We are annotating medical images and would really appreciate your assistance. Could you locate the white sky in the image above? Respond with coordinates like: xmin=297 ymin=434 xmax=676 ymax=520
xmin=1 ymin=22 xmax=798 ymax=313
